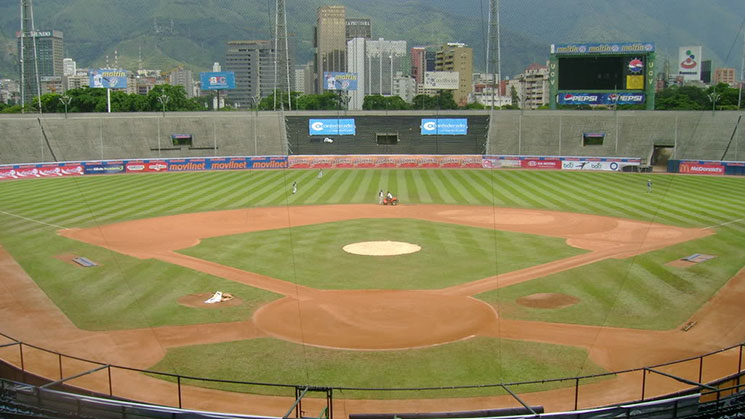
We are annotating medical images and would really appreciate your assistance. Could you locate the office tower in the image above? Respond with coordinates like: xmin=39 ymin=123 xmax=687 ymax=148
xmin=315 ymin=6 xmax=346 ymax=93
xmin=224 ymin=40 xmax=276 ymax=108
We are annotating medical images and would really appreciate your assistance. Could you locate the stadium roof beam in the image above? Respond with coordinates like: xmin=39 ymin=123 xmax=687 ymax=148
xmin=644 ymin=367 xmax=718 ymax=391
xmin=500 ymin=383 xmax=539 ymax=416
xmin=40 ymin=364 xmax=109 ymax=389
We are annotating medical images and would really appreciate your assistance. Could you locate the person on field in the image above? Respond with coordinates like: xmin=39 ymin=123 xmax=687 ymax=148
xmin=378 ymin=189 xmax=384 ymax=204
xmin=292 ymin=181 xmax=297 ymax=194
xmin=318 ymin=168 xmax=324 ymax=178
xmin=647 ymin=179 xmax=652 ymax=193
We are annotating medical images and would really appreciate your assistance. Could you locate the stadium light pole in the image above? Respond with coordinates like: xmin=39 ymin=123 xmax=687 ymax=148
xmin=59 ymin=94 xmax=71 ymax=119
xmin=708 ymin=91 xmax=720 ymax=116
xmin=157 ymin=94 xmax=169 ymax=117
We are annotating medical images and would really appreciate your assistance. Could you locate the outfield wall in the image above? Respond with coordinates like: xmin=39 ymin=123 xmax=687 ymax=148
xmin=0 ymin=110 xmax=743 ymax=165
xmin=0 ymin=112 xmax=287 ymax=165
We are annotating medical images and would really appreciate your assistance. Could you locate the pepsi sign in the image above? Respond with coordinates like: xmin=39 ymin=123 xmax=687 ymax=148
xmin=200 ymin=72 xmax=236 ymax=90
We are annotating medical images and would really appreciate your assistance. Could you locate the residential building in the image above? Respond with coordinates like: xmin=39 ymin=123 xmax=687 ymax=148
xmin=519 ymin=63 xmax=549 ymax=109
xmin=224 ymin=40 xmax=277 ymax=108
xmin=411 ymin=47 xmax=426 ymax=85
xmin=714 ymin=67 xmax=736 ymax=87
xmin=16 ymin=29 xmax=64 ymax=105
xmin=294 ymin=63 xmax=313 ymax=95
xmin=62 ymin=58 xmax=76 ymax=77
xmin=64 ymin=73 xmax=89 ymax=91
xmin=169 ymin=67 xmax=194 ymax=97
xmin=393 ymin=72 xmax=417 ymax=103
xmin=472 ymin=74 xmax=511 ymax=108
xmin=435 ymin=43 xmax=473 ymax=106
xmin=345 ymin=18 xmax=371 ymax=41
xmin=0 ymin=79 xmax=20 ymax=104
xmin=315 ymin=6 xmax=346 ymax=93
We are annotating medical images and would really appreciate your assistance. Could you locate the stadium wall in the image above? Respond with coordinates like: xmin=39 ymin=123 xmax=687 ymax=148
xmin=0 ymin=110 xmax=743 ymax=165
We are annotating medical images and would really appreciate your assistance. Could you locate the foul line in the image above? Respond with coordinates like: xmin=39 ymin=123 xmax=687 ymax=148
xmin=706 ymin=216 xmax=745 ymax=229
xmin=0 ymin=210 xmax=67 ymax=230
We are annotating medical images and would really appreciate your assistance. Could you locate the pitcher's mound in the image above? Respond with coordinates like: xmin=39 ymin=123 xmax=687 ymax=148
xmin=343 ymin=241 xmax=421 ymax=256
xmin=517 ymin=293 xmax=579 ymax=309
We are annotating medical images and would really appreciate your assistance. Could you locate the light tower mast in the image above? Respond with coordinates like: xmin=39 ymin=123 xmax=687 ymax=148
xmin=486 ymin=0 xmax=500 ymax=109
xmin=19 ymin=0 xmax=42 ymax=113
xmin=273 ymin=0 xmax=292 ymax=110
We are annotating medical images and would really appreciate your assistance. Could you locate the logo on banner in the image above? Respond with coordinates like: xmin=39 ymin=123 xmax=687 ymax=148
xmin=680 ymin=49 xmax=697 ymax=69
xmin=628 ymin=58 xmax=644 ymax=73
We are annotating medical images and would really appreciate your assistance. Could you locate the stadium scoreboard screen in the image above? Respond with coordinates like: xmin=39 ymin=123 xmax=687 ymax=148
xmin=549 ymin=42 xmax=656 ymax=110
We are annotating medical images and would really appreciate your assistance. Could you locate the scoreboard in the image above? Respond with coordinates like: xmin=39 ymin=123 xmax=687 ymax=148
xmin=549 ymin=42 xmax=656 ymax=110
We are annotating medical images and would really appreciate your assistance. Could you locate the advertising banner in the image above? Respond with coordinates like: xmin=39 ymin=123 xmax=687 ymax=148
xmin=521 ymin=159 xmax=561 ymax=170
xmin=89 ymin=69 xmax=128 ymax=89
xmin=37 ymin=164 xmax=84 ymax=177
xmin=167 ymin=159 xmax=208 ymax=172
xmin=679 ymin=162 xmax=724 ymax=175
xmin=558 ymin=93 xmax=645 ymax=106
xmin=551 ymin=42 xmax=655 ymax=55
xmin=288 ymin=155 xmax=482 ymax=169
xmin=561 ymin=160 xmax=632 ymax=171
xmin=309 ymin=119 xmax=356 ymax=136
xmin=421 ymin=119 xmax=468 ymax=135
xmin=423 ymin=71 xmax=460 ymax=90
xmin=482 ymin=157 xmax=521 ymax=169
xmin=200 ymin=72 xmax=236 ymax=90
xmin=83 ymin=161 xmax=125 ymax=175
xmin=678 ymin=46 xmax=702 ymax=81
xmin=126 ymin=161 xmax=169 ymax=173
xmin=323 ymin=72 xmax=358 ymax=91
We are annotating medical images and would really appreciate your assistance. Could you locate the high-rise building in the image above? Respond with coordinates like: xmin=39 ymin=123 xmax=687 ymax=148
xmin=435 ymin=42 xmax=473 ymax=106
xmin=714 ymin=67 xmax=736 ymax=86
xmin=366 ymin=38 xmax=407 ymax=96
xmin=347 ymin=37 xmax=366 ymax=110
xmin=315 ymin=6 xmax=346 ymax=93
xmin=17 ymin=30 xmax=64 ymax=105
xmin=345 ymin=18 xmax=371 ymax=41
xmin=224 ymin=40 xmax=276 ymax=108
xmin=519 ymin=63 xmax=549 ymax=109
xmin=169 ymin=67 xmax=194 ymax=98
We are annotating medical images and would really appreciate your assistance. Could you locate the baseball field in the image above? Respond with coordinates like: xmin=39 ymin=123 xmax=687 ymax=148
xmin=1 ymin=168 xmax=744 ymax=412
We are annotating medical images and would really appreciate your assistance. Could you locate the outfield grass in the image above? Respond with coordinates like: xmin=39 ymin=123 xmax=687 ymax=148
xmin=179 ymin=218 xmax=586 ymax=290
xmin=150 ymin=337 xmax=607 ymax=398
xmin=0 ymin=169 xmax=743 ymax=330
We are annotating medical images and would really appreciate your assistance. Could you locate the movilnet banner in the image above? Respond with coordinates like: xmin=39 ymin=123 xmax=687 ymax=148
xmin=679 ymin=162 xmax=724 ymax=175
xmin=421 ymin=119 xmax=468 ymax=135
xmin=323 ymin=72 xmax=358 ymax=91
xmin=89 ymin=69 xmax=127 ymax=89
xmin=551 ymin=42 xmax=655 ymax=55
xmin=309 ymin=119 xmax=356 ymax=136
xmin=200 ymin=72 xmax=236 ymax=90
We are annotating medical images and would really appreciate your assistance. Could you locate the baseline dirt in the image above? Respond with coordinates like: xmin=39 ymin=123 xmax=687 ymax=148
xmin=2 ymin=204 xmax=744 ymax=417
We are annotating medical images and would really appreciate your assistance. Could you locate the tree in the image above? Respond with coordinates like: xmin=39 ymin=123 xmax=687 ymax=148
xmin=293 ymin=92 xmax=339 ymax=110
xmin=362 ymin=95 xmax=409 ymax=110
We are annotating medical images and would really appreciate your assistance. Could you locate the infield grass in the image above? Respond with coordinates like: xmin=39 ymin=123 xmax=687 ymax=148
xmin=179 ymin=218 xmax=586 ymax=290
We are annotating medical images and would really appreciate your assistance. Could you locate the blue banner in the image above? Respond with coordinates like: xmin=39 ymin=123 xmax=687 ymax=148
xmin=557 ymin=93 xmax=646 ymax=105
xmin=89 ymin=69 xmax=128 ymax=89
xmin=83 ymin=162 xmax=125 ymax=175
xmin=200 ymin=72 xmax=236 ymax=90
xmin=309 ymin=119 xmax=356 ymax=136
xmin=421 ymin=119 xmax=468 ymax=135
xmin=323 ymin=72 xmax=358 ymax=91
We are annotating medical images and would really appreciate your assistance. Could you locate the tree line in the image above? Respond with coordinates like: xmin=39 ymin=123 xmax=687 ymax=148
xmin=0 ymin=83 xmax=742 ymax=113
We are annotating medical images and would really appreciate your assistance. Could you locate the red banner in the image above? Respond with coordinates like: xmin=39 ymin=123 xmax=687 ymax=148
xmin=287 ymin=155 xmax=483 ymax=169
xmin=521 ymin=159 xmax=561 ymax=170
xmin=679 ymin=162 xmax=724 ymax=176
